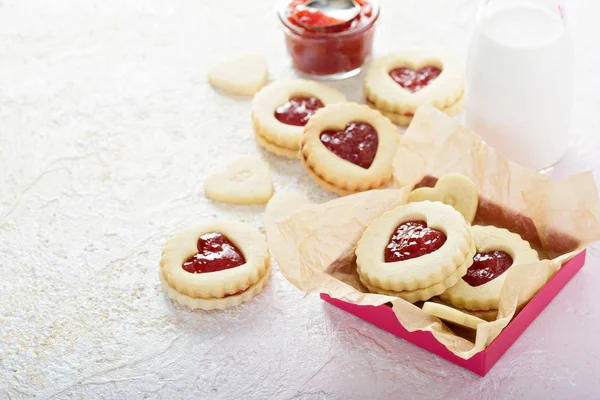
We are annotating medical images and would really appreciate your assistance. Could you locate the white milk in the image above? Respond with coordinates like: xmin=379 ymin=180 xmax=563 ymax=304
xmin=464 ymin=1 xmax=573 ymax=170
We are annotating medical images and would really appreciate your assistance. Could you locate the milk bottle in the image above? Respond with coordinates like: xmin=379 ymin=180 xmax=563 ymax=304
xmin=464 ymin=0 xmax=573 ymax=170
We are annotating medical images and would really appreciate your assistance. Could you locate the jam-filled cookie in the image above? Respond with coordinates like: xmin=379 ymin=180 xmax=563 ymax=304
xmin=252 ymin=79 xmax=346 ymax=158
xmin=300 ymin=102 xmax=399 ymax=195
xmin=365 ymin=49 xmax=465 ymax=126
xmin=430 ymin=297 xmax=498 ymax=322
xmin=160 ymin=220 xmax=270 ymax=310
xmin=440 ymin=225 xmax=540 ymax=313
xmin=408 ymin=173 xmax=478 ymax=223
xmin=356 ymin=201 xmax=476 ymax=303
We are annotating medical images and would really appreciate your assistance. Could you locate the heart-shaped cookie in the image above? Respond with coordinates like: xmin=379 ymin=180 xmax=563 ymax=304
xmin=204 ymin=156 xmax=273 ymax=204
xmin=408 ymin=173 xmax=478 ymax=223
xmin=389 ymin=65 xmax=442 ymax=93
xmin=207 ymin=54 xmax=268 ymax=96
xmin=319 ymin=122 xmax=379 ymax=169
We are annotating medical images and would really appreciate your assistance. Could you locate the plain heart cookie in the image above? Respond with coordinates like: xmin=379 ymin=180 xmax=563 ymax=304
xmin=207 ymin=54 xmax=268 ymax=96
xmin=408 ymin=173 xmax=478 ymax=223
xmin=364 ymin=49 xmax=465 ymax=126
xmin=204 ymin=156 xmax=274 ymax=204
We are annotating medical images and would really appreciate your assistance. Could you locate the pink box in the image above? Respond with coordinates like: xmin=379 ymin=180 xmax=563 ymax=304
xmin=320 ymin=250 xmax=587 ymax=376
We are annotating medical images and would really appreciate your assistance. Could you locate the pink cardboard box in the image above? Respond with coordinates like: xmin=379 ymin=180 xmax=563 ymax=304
xmin=320 ymin=250 xmax=587 ymax=376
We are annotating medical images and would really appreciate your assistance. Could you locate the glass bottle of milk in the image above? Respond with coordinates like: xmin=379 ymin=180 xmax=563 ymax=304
xmin=464 ymin=0 xmax=573 ymax=170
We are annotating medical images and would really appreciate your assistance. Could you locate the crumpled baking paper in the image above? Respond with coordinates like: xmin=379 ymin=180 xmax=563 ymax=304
xmin=266 ymin=105 xmax=600 ymax=359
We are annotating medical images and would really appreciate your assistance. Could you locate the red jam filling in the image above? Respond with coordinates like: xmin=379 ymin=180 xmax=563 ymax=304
xmin=385 ymin=220 xmax=447 ymax=263
xmin=389 ymin=66 xmax=442 ymax=93
xmin=286 ymin=0 xmax=373 ymax=32
xmin=319 ymin=122 xmax=378 ymax=169
xmin=182 ymin=232 xmax=246 ymax=274
xmin=275 ymin=96 xmax=324 ymax=126
xmin=282 ymin=0 xmax=378 ymax=76
xmin=291 ymin=7 xmax=345 ymax=29
xmin=463 ymin=251 xmax=514 ymax=287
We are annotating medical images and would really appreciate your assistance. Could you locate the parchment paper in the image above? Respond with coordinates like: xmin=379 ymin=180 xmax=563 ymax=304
xmin=266 ymin=105 xmax=600 ymax=359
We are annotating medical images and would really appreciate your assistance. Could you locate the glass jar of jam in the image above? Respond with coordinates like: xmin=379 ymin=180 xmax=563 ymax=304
xmin=277 ymin=0 xmax=380 ymax=79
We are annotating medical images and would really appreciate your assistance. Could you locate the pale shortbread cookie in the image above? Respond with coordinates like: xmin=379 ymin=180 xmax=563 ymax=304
xmin=160 ymin=220 xmax=269 ymax=299
xmin=360 ymin=256 xmax=471 ymax=303
xmin=161 ymin=267 xmax=271 ymax=310
xmin=204 ymin=156 xmax=273 ymax=204
xmin=300 ymin=103 xmax=399 ymax=195
xmin=422 ymin=301 xmax=487 ymax=330
xmin=431 ymin=297 xmax=498 ymax=322
xmin=370 ymin=95 xmax=464 ymax=127
xmin=265 ymin=191 xmax=309 ymax=223
xmin=356 ymin=201 xmax=475 ymax=292
xmin=440 ymin=225 xmax=539 ymax=311
xmin=207 ymin=54 xmax=268 ymax=96
xmin=365 ymin=49 xmax=465 ymax=116
xmin=408 ymin=173 xmax=478 ymax=223
xmin=252 ymin=79 xmax=346 ymax=156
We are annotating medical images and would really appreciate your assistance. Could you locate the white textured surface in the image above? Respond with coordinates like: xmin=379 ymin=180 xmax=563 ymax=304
xmin=1 ymin=0 xmax=600 ymax=398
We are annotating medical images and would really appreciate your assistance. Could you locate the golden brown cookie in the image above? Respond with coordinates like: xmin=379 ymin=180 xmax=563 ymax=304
xmin=300 ymin=102 xmax=399 ymax=195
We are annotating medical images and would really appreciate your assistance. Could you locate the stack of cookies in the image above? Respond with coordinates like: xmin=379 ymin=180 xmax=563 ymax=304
xmin=160 ymin=220 xmax=271 ymax=310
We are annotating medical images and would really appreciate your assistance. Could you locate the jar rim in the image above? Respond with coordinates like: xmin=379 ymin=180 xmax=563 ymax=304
xmin=276 ymin=0 xmax=380 ymax=38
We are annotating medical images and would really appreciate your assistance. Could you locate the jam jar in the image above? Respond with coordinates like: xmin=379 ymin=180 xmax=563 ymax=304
xmin=278 ymin=0 xmax=380 ymax=79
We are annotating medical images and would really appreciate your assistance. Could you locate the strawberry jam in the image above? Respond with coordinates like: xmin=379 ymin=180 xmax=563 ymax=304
xmin=320 ymin=122 xmax=378 ymax=169
xmin=291 ymin=7 xmax=345 ymax=28
xmin=463 ymin=251 xmax=513 ymax=287
xmin=279 ymin=0 xmax=379 ymax=77
xmin=275 ymin=96 xmax=324 ymax=126
xmin=385 ymin=221 xmax=447 ymax=263
xmin=182 ymin=232 xmax=246 ymax=274
xmin=389 ymin=66 xmax=442 ymax=92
